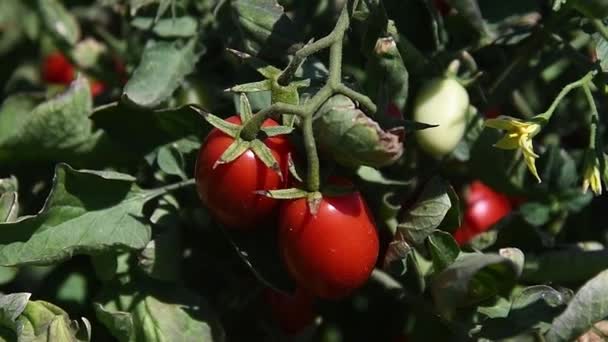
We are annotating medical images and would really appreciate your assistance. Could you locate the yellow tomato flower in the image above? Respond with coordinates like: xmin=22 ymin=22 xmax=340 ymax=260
xmin=485 ymin=116 xmax=542 ymax=183
xmin=582 ymin=156 xmax=602 ymax=196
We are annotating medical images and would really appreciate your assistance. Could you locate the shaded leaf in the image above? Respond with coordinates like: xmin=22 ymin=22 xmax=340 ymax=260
xmin=478 ymin=285 xmax=567 ymax=339
xmin=0 ymin=77 xmax=100 ymax=164
xmin=95 ymin=282 xmax=224 ymax=342
xmin=91 ymin=102 xmax=204 ymax=156
xmin=123 ymin=38 xmax=201 ymax=108
xmin=546 ymin=269 xmax=608 ymax=342
xmin=398 ymin=177 xmax=451 ymax=244
xmin=0 ymin=164 xmax=152 ymax=266
xmin=427 ymin=230 xmax=460 ymax=272
xmin=37 ymin=0 xmax=80 ymax=46
xmin=431 ymin=253 xmax=519 ymax=319
xmin=131 ymin=16 xmax=199 ymax=37
xmin=231 ymin=0 xmax=302 ymax=58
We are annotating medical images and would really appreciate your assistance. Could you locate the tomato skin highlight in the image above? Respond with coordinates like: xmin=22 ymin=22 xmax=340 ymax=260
xmin=195 ymin=116 xmax=292 ymax=229
xmin=453 ymin=181 xmax=512 ymax=245
xmin=263 ymin=287 xmax=316 ymax=334
xmin=42 ymin=52 xmax=75 ymax=85
xmin=278 ymin=190 xmax=380 ymax=299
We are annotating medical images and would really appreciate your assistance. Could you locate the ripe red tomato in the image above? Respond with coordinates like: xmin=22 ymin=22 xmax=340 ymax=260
xmin=453 ymin=181 xmax=512 ymax=245
xmin=90 ymin=80 xmax=106 ymax=97
xmin=195 ymin=116 xmax=292 ymax=229
xmin=278 ymin=189 xmax=379 ymax=299
xmin=42 ymin=52 xmax=75 ymax=85
xmin=263 ymin=287 xmax=316 ymax=334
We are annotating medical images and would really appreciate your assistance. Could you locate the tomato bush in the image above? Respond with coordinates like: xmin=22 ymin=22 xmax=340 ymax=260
xmin=1 ymin=1 xmax=608 ymax=342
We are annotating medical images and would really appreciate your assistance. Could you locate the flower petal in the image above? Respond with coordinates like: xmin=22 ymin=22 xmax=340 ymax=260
xmin=494 ymin=135 xmax=519 ymax=150
xmin=523 ymin=152 xmax=541 ymax=183
xmin=485 ymin=117 xmax=518 ymax=130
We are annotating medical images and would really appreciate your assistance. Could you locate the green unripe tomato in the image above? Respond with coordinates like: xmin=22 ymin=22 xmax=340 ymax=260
xmin=413 ymin=77 xmax=469 ymax=158
xmin=571 ymin=0 xmax=608 ymax=19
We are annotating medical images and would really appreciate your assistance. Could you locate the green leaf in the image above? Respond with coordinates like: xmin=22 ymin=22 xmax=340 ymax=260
xmin=95 ymin=282 xmax=225 ymax=342
xmin=37 ymin=0 xmax=80 ymax=46
xmin=438 ymin=183 xmax=461 ymax=232
xmin=131 ymin=16 xmax=199 ymax=37
xmin=427 ymin=230 xmax=459 ymax=272
xmin=398 ymin=177 xmax=451 ymax=244
xmin=314 ymin=95 xmax=404 ymax=168
xmin=519 ymin=202 xmax=551 ymax=227
xmin=0 ymin=192 xmax=18 ymax=223
xmin=238 ymin=93 xmax=253 ymax=122
xmin=365 ymin=36 xmax=409 ymax=110
xmin=92 ymin=103 xmax=205 ymax=155
xmin=129 ymin=0 xmax=159 ymax=15
xmin=231 ymin=0 xmax=302 ymax=58
xmin=156 ymin=145 xmax=187 ymax=179
xmin=0 ymin=164 xmax=152 ymax=266
xmin=138 ymin=201 xmax=181 ymax=282
xmin=522 ymin=249 xmax=608 ymax=284
xmin=0 ymin=77 xmax=100 ymax=164
xmin=123 ymin=38 xmax=201 ymax=108
xmin=0 ymin=293 xmax=30 ymax=328
xmin=546 ymin=269 xmax=608 ymax=342
xmin=56 ymin=273 xmax=88 ymax=305
xmin=478 ymin=285 xmax=567 ymax=339
xmin=431 ymin=253 xmax=520 ymax=319
xmin=1 ymin=295 xmax=91 ymax=342
xmin=0 ymin=266 xmax=17 ymax=285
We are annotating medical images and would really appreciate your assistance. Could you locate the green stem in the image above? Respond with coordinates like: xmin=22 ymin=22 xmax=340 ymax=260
xmin=302 ymin=116 xmax=320 ymax=191
xmin=240 ymin=103 xmax=306 ymax=141
xmin=536 ymin=71 xmax=596 ymax=122
xmin=592 ymin=19 xmax=608 ymax=43
xmin=583 ymin=84 xmax=599 ymax=150
xmin=335 ymin=84 xmax=378 ymax=113
xmin=147 ymin=179 xmax=196 ymax=198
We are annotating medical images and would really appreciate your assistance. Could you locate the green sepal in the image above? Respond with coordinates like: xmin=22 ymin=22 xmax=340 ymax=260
xmin=214 ymin=140 xmax=251 ymax=168
xmin=190 ymin=105 xmax=241 ymax=137
xmin=306 ymin=191 xmax=323 ymax=216
xmin=0 ymin=192 xmax=18 ymax=223
xmin=260 ymin=125 xmax=294 ymax=137
xmin=228 ymin=80 xmax=271 ymax=93
xmin=250 ymin=139 xmax=283 ymax=180
xmin=255 ymin=187 xmax=308 ymax=199
xmin=227 ymin=49 xmax=281 ymax=79
xmin=287 ymin=154 xmax=303 ymax=183
xmin=239 ymin=93 xmax=253 ymax=122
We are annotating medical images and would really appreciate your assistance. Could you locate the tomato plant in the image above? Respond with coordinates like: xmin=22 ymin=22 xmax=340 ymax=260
xmin=278 ymin=189 xmax=379 ymax=299
xmin=2 ymin=1 xmax=608 ymax=342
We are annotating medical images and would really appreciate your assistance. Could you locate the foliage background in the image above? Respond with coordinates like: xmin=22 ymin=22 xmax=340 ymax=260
xmin=0 ymin=0 xmax=608 ymax=341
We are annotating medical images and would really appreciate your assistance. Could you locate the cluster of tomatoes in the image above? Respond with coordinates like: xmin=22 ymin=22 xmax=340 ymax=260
xmin=194 ymin=118 xmax=381 ymax=296
xmin=195 ymin=115 xmax=381 ymax=333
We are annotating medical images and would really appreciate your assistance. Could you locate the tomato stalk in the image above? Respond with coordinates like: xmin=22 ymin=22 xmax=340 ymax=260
xmin=302 ymin=116 xmax=320 ymax=192
xmin=535 ymin=71 xmax=596 ymax=123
